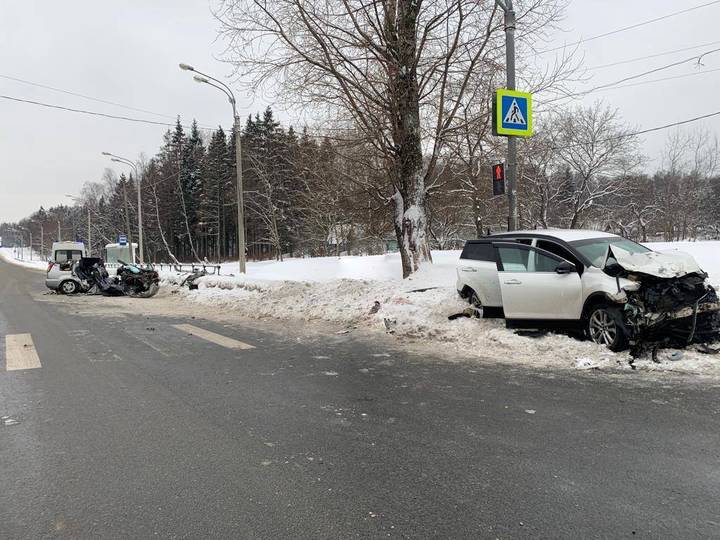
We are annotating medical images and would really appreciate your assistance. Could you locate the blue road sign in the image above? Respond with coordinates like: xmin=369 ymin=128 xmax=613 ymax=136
xmin=118 ymin=234 xmax=128 ymax=246
xmin=494 ymin=89 xmax=533 ymax=137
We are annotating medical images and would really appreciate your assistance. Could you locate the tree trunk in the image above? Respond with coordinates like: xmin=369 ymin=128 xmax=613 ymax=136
xmin=389 ymin=0 xmax=432 ymax=279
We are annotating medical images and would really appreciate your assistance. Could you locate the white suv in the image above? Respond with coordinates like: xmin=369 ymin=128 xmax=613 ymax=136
xmin=456 ymin=230 xmax=718 ymax=352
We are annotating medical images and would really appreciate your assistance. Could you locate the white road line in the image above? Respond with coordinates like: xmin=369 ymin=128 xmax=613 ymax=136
xmin=5 ymin=334 xmax=42 ymax=371
xmin=172 ymin=324 xmax=255 ymax=350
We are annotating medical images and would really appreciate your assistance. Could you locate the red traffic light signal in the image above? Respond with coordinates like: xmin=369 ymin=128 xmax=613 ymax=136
xmin=491 ymin=163 xmax=505 ymax=196
xmin=493 ymin=163 xmax=505 ymax=181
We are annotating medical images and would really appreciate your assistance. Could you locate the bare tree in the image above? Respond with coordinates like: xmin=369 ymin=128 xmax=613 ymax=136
xmin=216 ymin=0 xmax=568 ymax=276
xmin=552 ymin=103 xmax=642 ymax=228
xmin=518 ymin=127 xmax=563 ymax=228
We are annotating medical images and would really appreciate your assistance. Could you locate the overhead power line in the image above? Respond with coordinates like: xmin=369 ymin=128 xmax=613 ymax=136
xmin=541 ymin=46 xmax=720 ymax=105
xmin=594 ymin=66 xmax=720 ymax=91
xmin=587 ymin=40 xmax=720 ymax=70
xmin=0 ymin=73 xmax=216 ymax=130
xmin=551 ymin=110 xmax=720 ymax=151
xmin=0 ymin=94 xmax=216 ymax=132
xmin=589 ymin=47 xmax=720 ymax=91
xmin=539 ymin=0 xmax=720 ymax=55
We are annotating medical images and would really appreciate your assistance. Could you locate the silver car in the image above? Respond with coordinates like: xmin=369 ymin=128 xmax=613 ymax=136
xmin=45 ymin=242 xmax=86 ymax=294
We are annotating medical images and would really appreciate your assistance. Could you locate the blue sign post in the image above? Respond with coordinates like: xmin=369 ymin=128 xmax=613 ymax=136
xmin=494 ymin=89 xmax=533 ymax=138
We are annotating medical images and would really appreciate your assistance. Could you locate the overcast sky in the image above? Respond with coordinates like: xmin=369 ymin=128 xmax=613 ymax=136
xmin=2 ymin=0 xmax=719 ymax=222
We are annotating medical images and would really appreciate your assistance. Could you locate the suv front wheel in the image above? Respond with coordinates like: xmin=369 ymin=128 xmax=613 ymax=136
xmin=587 ymin=305 xmax=628 ymax=351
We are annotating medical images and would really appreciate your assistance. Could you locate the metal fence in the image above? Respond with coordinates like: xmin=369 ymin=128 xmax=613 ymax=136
xmin=149 ymin=263 xmax=223 ymax=275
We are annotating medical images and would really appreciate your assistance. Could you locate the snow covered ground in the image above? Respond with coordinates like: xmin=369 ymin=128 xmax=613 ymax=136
xmin=163 ymin=241 xmax=720 ymax=377
xmin=0 ymin=247 xmax=47 ymax=270
xmin=4 ymin=241 xmax=720 ymax=376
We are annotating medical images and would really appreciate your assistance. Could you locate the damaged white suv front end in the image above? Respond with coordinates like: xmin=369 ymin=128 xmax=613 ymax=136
xmin=603 ymin=246 xmax=720 ymax=357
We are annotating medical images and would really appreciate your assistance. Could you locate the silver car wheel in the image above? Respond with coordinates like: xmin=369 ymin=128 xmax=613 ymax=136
xmin=589 ymin=309 xmax=617 ymax=346
xmin=60 ymin=281 xmax=78 ymax=294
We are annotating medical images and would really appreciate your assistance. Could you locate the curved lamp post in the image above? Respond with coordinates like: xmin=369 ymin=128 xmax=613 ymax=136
xmin=179 ymin=62 xmax=246 ymax=273
xmin=102 ymin=152 xmax=144 ymax=264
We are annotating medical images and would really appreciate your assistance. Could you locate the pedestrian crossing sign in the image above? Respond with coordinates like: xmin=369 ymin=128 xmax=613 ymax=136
xmin=494 ymin=89 xmax=533 ymax=137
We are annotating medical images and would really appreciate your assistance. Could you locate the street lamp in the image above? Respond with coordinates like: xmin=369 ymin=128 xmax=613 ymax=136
xmin=179 ymin=62 xmax=246 ymax=273
xmin=66 ymin=195 xmax=92 ymax=256
xmin=15 ymin=226 xmax=32 ymax=260
xmin=8 ymin=228 xmax=27 ymax=260
xmin=102 ymin=152 xmax=144 ymax=264
xmin=30 ymin=220 xmax=44 ymax=260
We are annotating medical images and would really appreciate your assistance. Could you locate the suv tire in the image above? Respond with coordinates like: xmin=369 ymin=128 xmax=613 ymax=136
xmin=467 ymin=289 xmax=484 ymax=317
xmin=586 ymin=304 xmax=628 ymax=351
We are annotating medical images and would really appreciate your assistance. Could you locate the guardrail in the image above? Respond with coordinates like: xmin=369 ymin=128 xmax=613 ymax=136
xmin=150 ymin=263 xmax=223 ymax=275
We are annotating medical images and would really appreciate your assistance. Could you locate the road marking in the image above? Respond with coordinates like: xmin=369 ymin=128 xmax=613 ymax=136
xmin=5 ymin=334 xmax=42 ymax=370
xmin=172 ymin=324 xmax=255 ymax=350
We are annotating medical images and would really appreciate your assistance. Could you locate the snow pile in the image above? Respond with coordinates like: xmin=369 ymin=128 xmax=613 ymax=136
xmin=0 ymin=248 xmax=47 ymax=270
xmin=167 ymin=242 xmax=720 ymax=376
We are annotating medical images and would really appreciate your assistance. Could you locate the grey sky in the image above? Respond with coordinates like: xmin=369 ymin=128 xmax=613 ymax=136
xmin=1 ymin=0 xmax=719 ymax=222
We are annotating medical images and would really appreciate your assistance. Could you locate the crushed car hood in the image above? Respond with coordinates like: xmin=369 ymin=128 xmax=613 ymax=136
xmin=604 ymin=245 xmax=705 ymax=279
xmin=603 ymin=244 xmax=719 ymax=358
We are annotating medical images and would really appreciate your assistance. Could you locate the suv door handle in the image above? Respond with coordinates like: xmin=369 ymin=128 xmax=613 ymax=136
xmin=461 ymin=266 xmax=478 ymax=272
xmin=503 ymin=279 xmax=522 ymax=285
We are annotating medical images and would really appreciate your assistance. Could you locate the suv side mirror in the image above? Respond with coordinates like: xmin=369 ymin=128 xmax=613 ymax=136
xmin=555 ymin=260 xmax=576 ymax=274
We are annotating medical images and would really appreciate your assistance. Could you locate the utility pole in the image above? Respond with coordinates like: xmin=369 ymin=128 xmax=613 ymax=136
xmin=57 ymin=220 xmax=61 ymax=242
xmin=39 ymin=223 xmax=44 ymax=260
xmin=234 ymin=114 xmax=246 ymax=273
xmin=137 ymin=168 xmax=144 ymax=264
xmin=87 ymin=207 xmax=92 ymax=256
xmin=496 ymin=0 xmax=518 ymax=231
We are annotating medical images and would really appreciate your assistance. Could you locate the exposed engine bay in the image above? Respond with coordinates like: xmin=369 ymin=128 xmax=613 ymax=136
xmin=605 ymin=247 xmax=720 ymax=358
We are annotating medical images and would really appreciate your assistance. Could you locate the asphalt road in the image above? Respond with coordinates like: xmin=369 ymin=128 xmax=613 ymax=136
xmin=1 ymin=258 xmax=719 ymax=539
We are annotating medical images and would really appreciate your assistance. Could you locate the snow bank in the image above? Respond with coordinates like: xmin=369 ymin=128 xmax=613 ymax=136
xmin=164 ymin=242 xmax=720 ymax=377
xmin=210 ymin=250 xmax=461 ymax=282
xmin=0 ymin=248 xmax=47 ymax=271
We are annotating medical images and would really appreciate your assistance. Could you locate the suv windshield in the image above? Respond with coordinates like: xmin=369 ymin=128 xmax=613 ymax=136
xmin=569 ymin=237 xmax=650 ymax=267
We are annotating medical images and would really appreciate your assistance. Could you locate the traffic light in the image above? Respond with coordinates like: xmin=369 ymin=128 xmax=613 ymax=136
xmin=492 ymin=163 xmax=505 ymax=196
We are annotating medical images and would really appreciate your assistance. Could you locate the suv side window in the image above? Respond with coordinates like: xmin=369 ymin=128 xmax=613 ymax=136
xmin=536 ymin=240 xmax=582 ymax=269
xmin=496 ymin=244 xmax=562 ymax=273
xmin=497 ymin=247 xmax=530 ymax=271
xmin=460 ymin=242 xmax=494 ymax=261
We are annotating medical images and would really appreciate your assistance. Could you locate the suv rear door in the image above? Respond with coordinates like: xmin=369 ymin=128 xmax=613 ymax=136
xmin=493 ymin=242 xmax=583 ymax=320
xmin=458 ymin=241 xmax=502 ymax=306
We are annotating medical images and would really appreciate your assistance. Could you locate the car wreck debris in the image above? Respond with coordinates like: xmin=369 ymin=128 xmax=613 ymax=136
xmin=179 ymin=268 xmax=209 ymax=290
xmin=605 ymin=247 xmax=720 ymax=358
xmin=72 ymin=258 xmax=160 ymax=298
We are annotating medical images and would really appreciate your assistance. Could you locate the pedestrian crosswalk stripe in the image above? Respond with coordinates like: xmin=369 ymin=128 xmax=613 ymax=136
xmin=5 ymin=334 xmax=42 ymax=371
xmin=172 ymin=324 xmax=255 ymax=350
